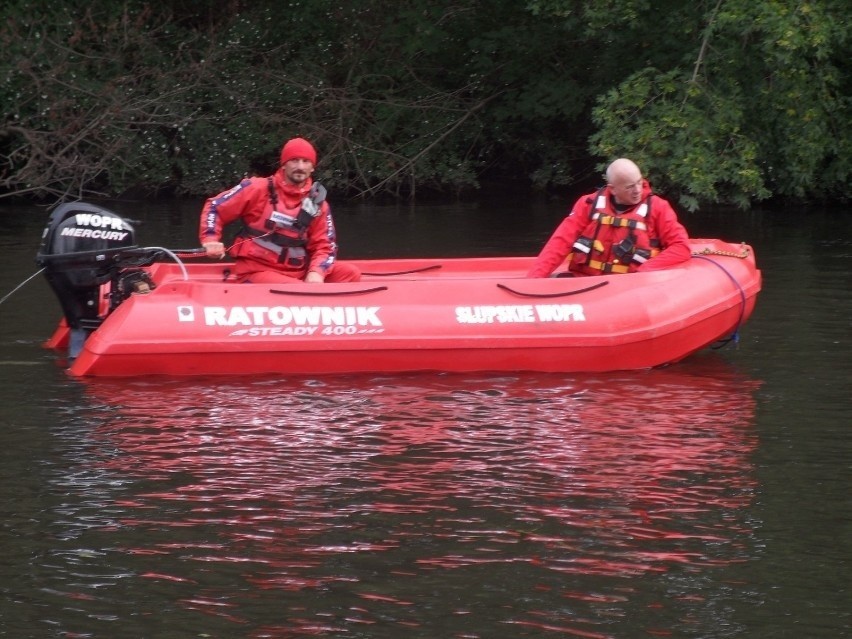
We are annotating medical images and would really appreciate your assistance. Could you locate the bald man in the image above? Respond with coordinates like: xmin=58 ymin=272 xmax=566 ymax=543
xmin=527 ymin=158 xmax=690 ymax=277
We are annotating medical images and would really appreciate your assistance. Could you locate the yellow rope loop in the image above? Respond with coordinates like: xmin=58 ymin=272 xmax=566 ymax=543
xmin=691 ymin=242 xmax=750 ymax=259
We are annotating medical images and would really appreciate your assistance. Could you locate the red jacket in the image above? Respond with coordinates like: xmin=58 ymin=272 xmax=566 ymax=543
xmin=199 ymin=172 xmax=339 ymax=278
xmin=527 ymin=180 xmax=690 ymax=277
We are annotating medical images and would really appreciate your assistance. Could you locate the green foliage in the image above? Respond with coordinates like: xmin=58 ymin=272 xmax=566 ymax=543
xmin=0 ymin=1 xmax=221 ymax=197
xmin=1 ymin=0 xmax=849 ymax=209
xmin=586 ymin=0 xmax=850 ymax=208
xmin=589 ymin=68 xmax=769 ymax=211
xmin=739 ymin=0 xmax=852 ymax=201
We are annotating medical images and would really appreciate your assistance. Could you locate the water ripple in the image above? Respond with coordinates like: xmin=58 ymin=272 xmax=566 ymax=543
xmin=32 ymin=358 xmax=761 ymax=638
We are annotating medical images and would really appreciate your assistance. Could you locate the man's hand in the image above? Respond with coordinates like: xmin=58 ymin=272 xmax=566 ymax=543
xmin=304 ymin=271 xmax=325 ymax=283
xmin=203 ymin=241 xmax=225 ymax=258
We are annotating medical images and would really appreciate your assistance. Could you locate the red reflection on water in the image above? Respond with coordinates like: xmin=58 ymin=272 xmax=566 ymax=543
xmin=77 ymin=356 xmax=760 ymax=637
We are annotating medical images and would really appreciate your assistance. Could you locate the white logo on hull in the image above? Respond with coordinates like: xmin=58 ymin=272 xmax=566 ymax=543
xmin=455 ymin=304 xmax=586 ymax=324
xmin=204 ymin=305 xmax=383 ymax=327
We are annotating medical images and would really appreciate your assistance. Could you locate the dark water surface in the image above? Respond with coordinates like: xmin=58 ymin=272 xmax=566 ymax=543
xmin=0 ymin=197 xmax=849 ymax=638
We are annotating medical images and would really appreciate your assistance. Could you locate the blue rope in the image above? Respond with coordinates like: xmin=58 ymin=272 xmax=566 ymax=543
xmin=691 ymin=254 xmax=747 ymax=348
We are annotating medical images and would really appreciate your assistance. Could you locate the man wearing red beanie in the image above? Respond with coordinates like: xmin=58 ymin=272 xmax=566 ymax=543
xmin=199 ymin=137 xmax=360 ymax=283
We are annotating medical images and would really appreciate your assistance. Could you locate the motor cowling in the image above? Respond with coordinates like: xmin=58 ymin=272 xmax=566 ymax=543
xmin=36 ymin=202 xmax=139 ymax=355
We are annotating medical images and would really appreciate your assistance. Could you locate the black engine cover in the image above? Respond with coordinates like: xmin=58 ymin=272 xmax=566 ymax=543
xmin=36 ymin=202 xmax=138 ymax=333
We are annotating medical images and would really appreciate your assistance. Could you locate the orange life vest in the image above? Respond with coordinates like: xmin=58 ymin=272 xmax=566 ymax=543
xmin=569 ymin=187 xmax=660 ymax=275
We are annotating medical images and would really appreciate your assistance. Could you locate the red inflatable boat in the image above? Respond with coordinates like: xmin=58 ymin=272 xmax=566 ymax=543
xmin=37 ymin=202 xmax=762 ymax=377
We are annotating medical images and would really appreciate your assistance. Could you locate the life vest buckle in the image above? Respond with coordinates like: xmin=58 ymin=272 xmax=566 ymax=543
xmin=612 ymin=237 xmax=635 ymax=260
xmin=573 ymin=236 xmax=593 ymax=254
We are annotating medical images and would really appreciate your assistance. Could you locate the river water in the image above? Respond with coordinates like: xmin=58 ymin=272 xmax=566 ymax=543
xmin=0 ymin=196 xmax=849 ymax=638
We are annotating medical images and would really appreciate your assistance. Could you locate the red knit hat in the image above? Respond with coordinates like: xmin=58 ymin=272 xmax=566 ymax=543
xmin=280 ymin=137 xmax=317 ymax=165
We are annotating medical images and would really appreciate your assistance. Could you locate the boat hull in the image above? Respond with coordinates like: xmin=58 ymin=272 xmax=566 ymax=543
xmin=45 ymin=240 xmax=761 ymax=377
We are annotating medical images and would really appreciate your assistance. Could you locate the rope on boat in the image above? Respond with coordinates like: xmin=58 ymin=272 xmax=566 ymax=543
xmin=0 ymin=268 xmax=46 ymax=307
xmin=690 ymin=253 xmax=748 ymax=348
xmin=270 ymin=286 xmax=389 ymax=296
xmin=690 ymin=243 xmax=751 ymax=259
xmin=170 ymin=248 xmax=209 ymax=259
xmin=497 ymin=281 xmax=609 ymax=298
xmin=0 ymin=246 xmax=204 ymax=308
xmin=360 ymin=264 xmax=443 ymax=276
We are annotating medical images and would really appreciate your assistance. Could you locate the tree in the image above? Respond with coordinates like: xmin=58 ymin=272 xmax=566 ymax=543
xmin=580 ymin=0 xmax=851 ymax=209
xmin=1 ymin=0 xmax=849 ymax=208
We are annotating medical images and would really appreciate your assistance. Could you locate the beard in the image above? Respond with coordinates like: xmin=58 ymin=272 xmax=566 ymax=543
xmin=284 ymin=167 xmax=311 ymax=186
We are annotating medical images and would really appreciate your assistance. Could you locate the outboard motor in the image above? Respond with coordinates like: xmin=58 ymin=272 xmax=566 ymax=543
xmin=36 ymin=202 xmax=152 ymax=358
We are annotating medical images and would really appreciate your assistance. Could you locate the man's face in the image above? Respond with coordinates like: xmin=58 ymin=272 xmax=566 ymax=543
xmin=282 ymin=158 xmax=315 ymax=185
xmin=609 ymin=173 xmax=643 ymax=206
